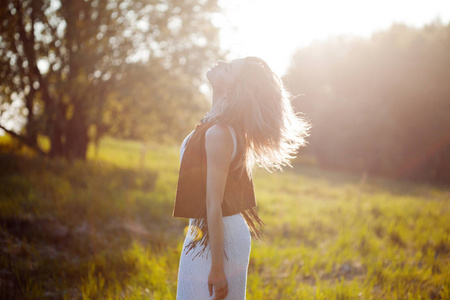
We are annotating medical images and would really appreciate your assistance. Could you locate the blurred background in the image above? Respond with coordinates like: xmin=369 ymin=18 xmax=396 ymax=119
xmin=1 ymin=0 xmax=449 ymax=184
xmin=0 ymin=0 xmax=449 ymax=299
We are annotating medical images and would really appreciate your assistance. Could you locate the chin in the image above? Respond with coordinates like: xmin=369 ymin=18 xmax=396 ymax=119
xmin=206 ymin=70 xmax=214 ymax=84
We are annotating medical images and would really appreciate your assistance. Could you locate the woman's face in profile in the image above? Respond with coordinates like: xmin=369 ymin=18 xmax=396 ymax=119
xmin=206 ymin=58 xmax=244 ymax=93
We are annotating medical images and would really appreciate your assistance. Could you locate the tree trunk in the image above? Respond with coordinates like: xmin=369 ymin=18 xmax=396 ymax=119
xmin=49 ymin=120 xmax=64 ymax=158
xmin=24 ymin=98 xmax=38 ymax=149
xmin=65 ymin=103 xmax=89 ymax=160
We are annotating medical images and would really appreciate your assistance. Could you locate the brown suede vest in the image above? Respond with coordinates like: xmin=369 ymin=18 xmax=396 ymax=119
xmin=172 ymin=119 xmax=265 ymax=260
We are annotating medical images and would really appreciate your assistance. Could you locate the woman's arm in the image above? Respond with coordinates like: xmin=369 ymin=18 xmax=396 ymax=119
xmin=204 ymin=124 xmax=234 ymax=270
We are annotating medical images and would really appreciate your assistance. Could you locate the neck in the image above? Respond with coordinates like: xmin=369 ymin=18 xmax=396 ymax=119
xmin=212 ymin=90 xmax=225 ymax=107
xmin=208 ymin=90 xmax=226 ymax=117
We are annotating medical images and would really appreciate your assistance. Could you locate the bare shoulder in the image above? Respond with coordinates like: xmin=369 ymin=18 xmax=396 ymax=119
xmin=205 ymin=124 xmax=233 ymax=154
xmin=205 ymin=124 xmax=232 ymax=138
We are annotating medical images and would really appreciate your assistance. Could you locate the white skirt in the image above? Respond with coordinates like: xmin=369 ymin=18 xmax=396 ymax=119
xmin=176 ymin=212 xmax=252 ymax=300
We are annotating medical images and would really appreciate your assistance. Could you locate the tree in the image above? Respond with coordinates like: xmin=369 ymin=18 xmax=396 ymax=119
xmin=284 ymin=19 xmax=450 ymax=184
xmin=0 ymin=0 xmax=222 ymax=159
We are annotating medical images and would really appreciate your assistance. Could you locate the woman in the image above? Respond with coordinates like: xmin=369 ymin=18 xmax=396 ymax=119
xmin=173 ymin=57 xmax=311 ymax=299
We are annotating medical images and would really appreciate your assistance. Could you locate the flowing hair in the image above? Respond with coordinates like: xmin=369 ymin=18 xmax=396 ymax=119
xmin=204 ymin=56 xmax=312 ymax=179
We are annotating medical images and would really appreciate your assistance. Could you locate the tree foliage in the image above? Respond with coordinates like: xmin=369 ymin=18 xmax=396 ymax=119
xmin=284 ymin=19 xmax=450 ymax=184
xmin=0 ymin=0 xmax=222 ymax=159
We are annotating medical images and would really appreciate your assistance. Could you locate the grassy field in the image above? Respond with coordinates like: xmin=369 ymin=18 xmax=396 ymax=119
xmin=0 ymin=136 xmax=448 ymax=299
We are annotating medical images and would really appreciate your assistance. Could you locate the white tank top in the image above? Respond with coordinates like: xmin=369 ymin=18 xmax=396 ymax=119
xmin=179 ymin=125 xmax=237 ymax=164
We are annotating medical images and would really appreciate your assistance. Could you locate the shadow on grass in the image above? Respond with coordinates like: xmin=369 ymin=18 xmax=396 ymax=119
xmin=0 ymin=146 xmax=174 ymax=299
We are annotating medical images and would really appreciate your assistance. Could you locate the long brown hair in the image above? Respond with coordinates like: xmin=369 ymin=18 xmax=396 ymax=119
xmin=204 ymin=56 xmax=312 ymax=178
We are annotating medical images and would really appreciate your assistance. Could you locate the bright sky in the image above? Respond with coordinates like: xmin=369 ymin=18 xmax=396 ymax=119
xmin=214 ymin=0 xmax=450 ymax=76
xmin=1 ymin=0 xmax=449 ymax=135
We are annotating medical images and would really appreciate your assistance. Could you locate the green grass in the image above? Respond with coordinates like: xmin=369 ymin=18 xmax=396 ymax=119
xmin=0 ymin=135 xmax=448 ymax=299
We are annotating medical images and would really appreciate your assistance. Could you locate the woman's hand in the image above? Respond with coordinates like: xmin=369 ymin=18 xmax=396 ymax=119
xmin=208 ymin=267 xmax=228 ymax=299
